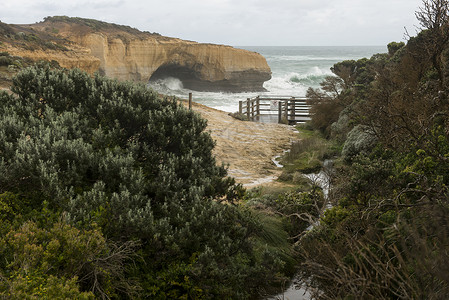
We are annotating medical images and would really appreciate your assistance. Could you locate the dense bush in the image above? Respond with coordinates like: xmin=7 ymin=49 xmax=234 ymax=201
xmin=0 ymin=65 xmax=289 ymax=298
xmin=1 ymin=66 xmax=227 ymax=235
xmin=0 ymin=220 xmax=136 ymax=298
xmin=299 ymin=142 xmax=449 ymax=299
xmin=249 ymin=188 xmax=324 ymax=239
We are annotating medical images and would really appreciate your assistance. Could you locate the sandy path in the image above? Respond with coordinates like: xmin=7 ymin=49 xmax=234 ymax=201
xmin=189 ymin=102 xmax=298 ymax=187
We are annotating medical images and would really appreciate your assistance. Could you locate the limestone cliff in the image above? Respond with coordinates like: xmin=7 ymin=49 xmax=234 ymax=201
xmin=2 ymin=17 xmax=271 ymax=92
xmin=66 ymin=33 xmax=271 ymax=92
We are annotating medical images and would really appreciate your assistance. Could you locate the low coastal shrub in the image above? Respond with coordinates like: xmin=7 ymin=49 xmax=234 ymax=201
xmin=43 ymin=16 xmax=143 ymax=36
xmin=0 ymin=56 xmax=38 ymax=90
xmin=284 ymin=152 xmax=322 ymax=174
xmin=0 ymin=56 xmax=12 ymax=66
xmin=246 ymin=186 xmax=324 ymax=242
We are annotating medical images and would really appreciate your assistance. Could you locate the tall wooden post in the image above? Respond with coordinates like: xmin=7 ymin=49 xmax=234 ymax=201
xmin=256 ymin=96 xmax=260 ymax=116
xmin=278 ymin=100 xmax=282 ymax=123
xmin=291 ymin=97 xmax=295 ymax=123
xmin=188 ymin=93 xmax=192 ymax=110
xmin=246 ymin=98 xmax=251 ymax=119
xmin=239 ymin=101 xmax=243 ymax=114
xmin=284 ymin=100 xmax=288 ymax=123
xmin=251 ymin=99 xmax=255 ymax=120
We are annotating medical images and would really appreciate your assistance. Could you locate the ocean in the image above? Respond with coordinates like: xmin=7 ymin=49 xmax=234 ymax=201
xmin=148 ymin=46 xmax=387 ymax=112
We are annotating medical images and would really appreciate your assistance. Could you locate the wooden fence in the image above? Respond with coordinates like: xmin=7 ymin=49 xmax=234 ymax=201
xmin=238 ymin=96 xmax=311 ymax=124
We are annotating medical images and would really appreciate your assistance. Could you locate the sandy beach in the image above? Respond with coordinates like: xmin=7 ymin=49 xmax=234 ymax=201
xmin=187 ymin=101 xmax=298 ymax=187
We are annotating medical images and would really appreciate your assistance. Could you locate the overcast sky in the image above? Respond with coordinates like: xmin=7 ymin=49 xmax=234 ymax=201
xmin=2 ymin=0 xmax=424 ymax=46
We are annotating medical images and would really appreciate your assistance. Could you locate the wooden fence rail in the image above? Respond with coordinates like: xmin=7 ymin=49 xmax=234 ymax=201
xmin=239 ymin=96 xmax=311 ymax=124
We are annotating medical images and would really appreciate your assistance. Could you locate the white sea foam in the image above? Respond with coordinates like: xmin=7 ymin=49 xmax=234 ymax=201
xmin=146 ymin=46 xmax=386 ymax=113
xmin=148 ymin=77 xmax=184 ymax=93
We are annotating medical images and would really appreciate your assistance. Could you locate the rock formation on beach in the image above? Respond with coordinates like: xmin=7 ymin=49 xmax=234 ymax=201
xmin=0 ymin=17 xmax=271 ymax=92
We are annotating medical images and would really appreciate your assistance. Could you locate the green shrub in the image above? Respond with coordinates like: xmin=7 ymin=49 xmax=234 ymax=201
xmin=0 ymin=65 xmax=232 ymax=236
xmin=0 ymin=220 xmax=138 ymax=298
xmin=1 ymin=274 xmax=94 ymax=300
xmin=246 ymin=186 xmax=324 ymax=241
xmin=387 ymin=41 xmax=405 ymax=56
xmin=280 ymin=133 xmax=335 ymax=175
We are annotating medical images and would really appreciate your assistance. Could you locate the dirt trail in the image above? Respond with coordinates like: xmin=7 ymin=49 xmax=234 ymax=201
xmin=189 ymin=102 xmax=299 ymax=187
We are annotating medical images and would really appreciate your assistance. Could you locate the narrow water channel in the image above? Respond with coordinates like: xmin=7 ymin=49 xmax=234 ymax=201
xmin=266 ymin=159 xmax=333 ymax=300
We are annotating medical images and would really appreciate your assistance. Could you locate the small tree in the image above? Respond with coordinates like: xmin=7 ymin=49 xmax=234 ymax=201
xmin=387 ymin=41 xmax=405 ymax=56
xmin=415 ymin=0 xmax=449 ymax=87
xmin=416 ymin=0 xmax=449 ymax=30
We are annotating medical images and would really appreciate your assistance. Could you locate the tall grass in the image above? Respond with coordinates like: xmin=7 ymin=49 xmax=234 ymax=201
xmin=280 ymin=128 xmax=337 ymax=175
xmin=251 ymin=211 xmax=298 ymax=297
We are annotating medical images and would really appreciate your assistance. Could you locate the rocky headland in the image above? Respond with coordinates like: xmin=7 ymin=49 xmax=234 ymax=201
xmin=0 ymin=16 xmax=271 ymax=92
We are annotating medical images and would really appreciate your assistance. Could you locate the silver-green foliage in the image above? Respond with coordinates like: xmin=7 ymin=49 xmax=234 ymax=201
xmin=0 ymin=65 xmax=228 ymax=237
xmin=342 ymin=125 xmax=378 ymax=161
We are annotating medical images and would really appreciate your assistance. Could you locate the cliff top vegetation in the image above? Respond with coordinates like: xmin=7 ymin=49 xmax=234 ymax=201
xmin=0 ymin=20 xmax=70 ymax=51
xmin=38 ymin=16 xmax=163 ymax=42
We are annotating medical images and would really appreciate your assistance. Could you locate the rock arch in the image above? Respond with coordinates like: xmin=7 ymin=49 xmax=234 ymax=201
xmin=148 ymin=63 xmax=202 ymax=90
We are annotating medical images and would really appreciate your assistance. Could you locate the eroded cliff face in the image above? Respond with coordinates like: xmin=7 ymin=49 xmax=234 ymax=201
xmin=2 ymin=46 xmax=100 ymax=74
xmin=26 ymin=18 xmax=271 ymax=92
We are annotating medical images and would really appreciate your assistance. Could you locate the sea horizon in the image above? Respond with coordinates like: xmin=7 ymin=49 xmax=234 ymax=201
xmin=234 ymin=45 xmax=386 ymax=47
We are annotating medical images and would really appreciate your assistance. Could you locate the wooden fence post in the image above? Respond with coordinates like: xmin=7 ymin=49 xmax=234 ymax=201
xmin=256 ymin=96 xmax=260 ymax=117
xmin=251 ymin=99 xmax=255 ymax=120
xmin=291 ymin=97 xmax=295 ymax=123
xmin=284 ymin=100 xmax=288 ymax=122
xmin=189 ymin=93 xmax=192 ymax=110
xmin=246 ymin=98 xmax=251 ymax=119
xmin=239 ymin=101 xmax=243 ymax=114
xmin=278 ymin=100 xmax=282 ymax=123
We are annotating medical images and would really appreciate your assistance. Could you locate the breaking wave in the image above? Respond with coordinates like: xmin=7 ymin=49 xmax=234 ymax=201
xmin=264 ymin=66 xmax=332 ymax=95
xmin=147 ymin=77 xmax=184 ymax=94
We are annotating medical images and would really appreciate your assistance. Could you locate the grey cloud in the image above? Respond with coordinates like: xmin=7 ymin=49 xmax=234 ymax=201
xmin=2 ymin=0 xmax=423 ymax=45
